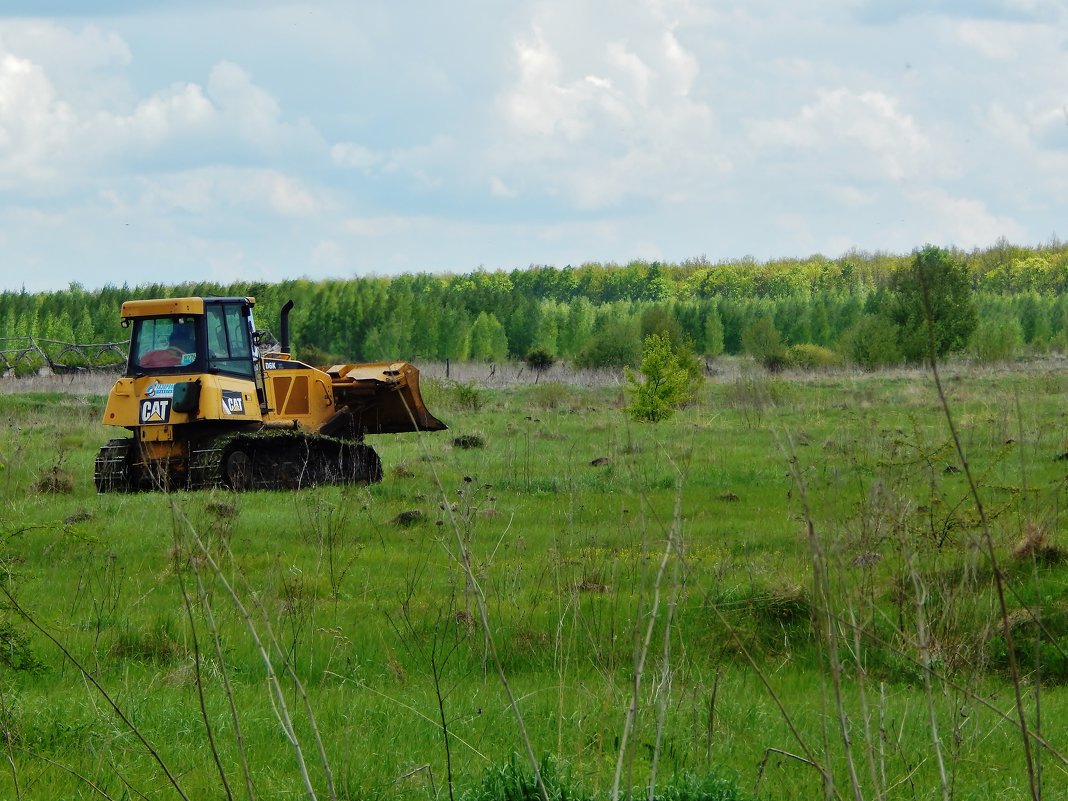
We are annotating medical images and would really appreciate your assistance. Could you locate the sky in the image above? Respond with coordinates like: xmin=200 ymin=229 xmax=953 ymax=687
xmin=0 ymin=0 xmax=1065 ymax=292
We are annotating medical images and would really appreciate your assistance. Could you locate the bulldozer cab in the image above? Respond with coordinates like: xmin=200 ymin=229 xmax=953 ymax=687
xmin=124 ymin=297 xmax=258 ymax=380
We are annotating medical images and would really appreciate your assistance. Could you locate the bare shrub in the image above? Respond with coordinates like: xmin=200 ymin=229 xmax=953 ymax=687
xmin=32 ymin=465 xmax=75 ymax=494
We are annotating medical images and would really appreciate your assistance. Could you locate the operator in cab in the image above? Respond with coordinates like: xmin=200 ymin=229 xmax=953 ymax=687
xmin=139 ymin=320 xmax=196 ymax=368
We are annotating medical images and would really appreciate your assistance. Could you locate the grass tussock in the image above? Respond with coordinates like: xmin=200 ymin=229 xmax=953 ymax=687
xmin=32 ymin=465 xmax=75 ymax=494
xmin=1011 ymin=521 xmax=1066 ymax=565
xmin=452 ymin=433 xmax=486 ymax=449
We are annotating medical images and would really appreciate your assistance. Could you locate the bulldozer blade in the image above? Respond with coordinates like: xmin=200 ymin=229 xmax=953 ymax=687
xmin=325 ymin=362 xmax=447 ymax=435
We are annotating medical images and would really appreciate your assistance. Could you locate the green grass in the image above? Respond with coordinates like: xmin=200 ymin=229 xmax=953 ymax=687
xmin=0 ymin=365 xmax=1067 ymax=799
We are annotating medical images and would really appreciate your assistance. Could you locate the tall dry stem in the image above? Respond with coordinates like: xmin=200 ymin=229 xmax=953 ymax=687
xmin=918 ymin=269 xmax=1039 ymax=801
xmin=189 ymin=545 xmax=258 ymax=801
xmin=400 ymin=392 xmax=549 ymax=801
xmin=0 ymin=679 xmax=19 ymax=800
xmin=647 ymin=510 xmax=683 ymax=801
xmin=0 ymin=585 xmax=190 ymax=801
xmin=169 ymin=502 xmax=326 ymax=801
xmin=906 ymin=552 xmax=948 ymax=801
xmin=784 ymin=437 xmax=863 ymax=801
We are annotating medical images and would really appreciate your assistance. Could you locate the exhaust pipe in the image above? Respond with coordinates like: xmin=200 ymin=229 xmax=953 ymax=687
xmin=280 ymin=300 xmax=294 ymax=355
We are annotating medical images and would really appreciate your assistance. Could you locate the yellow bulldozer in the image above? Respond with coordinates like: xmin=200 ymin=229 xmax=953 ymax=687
xmin=95 ymin=296 xmax=446 ymax=492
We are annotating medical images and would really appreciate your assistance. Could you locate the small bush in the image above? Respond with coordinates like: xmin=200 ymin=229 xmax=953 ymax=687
xmin=110 ymin=617 xmax=182 ymax=664
xmin=0 ymin=620 xmax=44 ymax=672
xmin=452 ymin=434 xmax=486 ymax=449
xmin=574 ymin=319 xmax=642 ymax=368
xmin=452 ymin=381 xmax=486 ymax=412
xmin=392 ymin=510 xmax=426 ymax=527
xmin=724 ymin=374 xmax=790 ymax=411
xmin=426 ymin=379 xmax=486 ymax=412
xmin=990 ymin=601 xmax=1068 ymax=684
xmin=391 ymin=463 xmax=415 ymax=479
xmin=206 ymin=499 xmax=239 ymax=519
xmin=786 ymin=343 xmax=841 ymax=370
xmin=529 ymin=382 xmax=571 ymax=410
xmin=525 ymin=348 xmax=555 ymax=373
xmin=843 ymin=314 xmax=903 ymax=369
xmin=651 ymin=771 xmax=748 ymax=801
xmin=752 ymin=585 xmax=810 ymax=627
xmin=297 ymin=343 xmax=344 ymax=367
xmin=970 ymin=312 xmax=1023 ymax=363
xmin=740 ymin=317 xmax=784 ymax=364
xmin=460 ymin=755 xmax=590 ymax=801
xmin=33 ymin=466 xmax=75 ymax=494
xmin=1011 ymin=523 xmax=1065 ymax=565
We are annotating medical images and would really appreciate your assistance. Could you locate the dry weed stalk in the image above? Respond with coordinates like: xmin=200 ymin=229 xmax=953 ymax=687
xmin=0 ymin=680 xmax=19 ymax=800
xmin=609 ymin=475 xmax=683 ymax=801
xmin=169 ymin=501 xmax=333 ymax=801
xmin=784 ymin=436 xmax=863 ymax=801
xmin=189 ymin=543 xmax=258 ymax=801
xmin=710 ymin=601 xmax=836 ymax=798
xmin=171 ymin=524 xmax=234 ymax=801
xmin=906 ymin=553 xmax=949 ymax=801
xmin=919 ymin=273 xmax=1040 ymax=801
xmin=391 ymin=389 xmax=551 ymax=801
xmin=0 ymin=584 xmax=190 ymax=801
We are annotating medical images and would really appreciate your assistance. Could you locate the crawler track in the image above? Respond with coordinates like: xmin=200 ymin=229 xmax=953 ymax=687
xmin=95 ymin=431 xmax=383 ymax=493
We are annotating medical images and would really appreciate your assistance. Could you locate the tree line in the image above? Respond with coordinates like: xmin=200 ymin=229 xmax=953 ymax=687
xmin=2 ymin=238 xmax=1067 ymax=371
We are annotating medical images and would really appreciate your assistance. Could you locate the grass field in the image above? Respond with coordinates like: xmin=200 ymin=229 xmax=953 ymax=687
xmin=1 ymin=360 xmax=1067 ymax=800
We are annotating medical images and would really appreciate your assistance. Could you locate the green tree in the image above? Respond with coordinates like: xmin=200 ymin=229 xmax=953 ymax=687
xmin=809 ymin=297 xmax=831 ymax=346
xmin=575 ymin=317 xmax=642 ymax=368
xmin=740 ymin=316 xmax=785 ymax=367
xmin=889 ymin=245 xmax=978 ymax=363
xmin=703 ymin=306 xmax=725 ymax=358
xmin=970 ymin=312 xmax=1023 ymax=363
xmin=558 ymin=297 xmax=595 ymax=355
xmin=843 ymin=314 xmax=902 ymax=370
xmin=468 ymin=312 xmax=509 ymax=361
xmin=625 ymin=334 xmax=700 ymax=422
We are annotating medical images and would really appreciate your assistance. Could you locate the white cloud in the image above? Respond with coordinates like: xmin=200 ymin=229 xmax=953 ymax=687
xmin=131 ymin=167 xmax=324 ymax=217
xmin=909 ymin=187 xmax=1028 ymax=247
xmin=0 ymin=3 xmax=1065 ymax=292
xmin=331 ymin=142 xmax=381 ymax=169
xmin=205 ymin=61 xmax=285 ymax=150
xmin=0 ymin=22 xmax=316 ymax=193
xmin=310 ymin=239 xmax=346 ymax=268
xmin=342 ymin=215 xmax=422 ymax=237
xmin=489 ymin=176 xmax=517 ymax=198
xmin=605 ymin=42 xmax=652 ymax=106
xmin=101 ymin=82 xmax=215 ymax=149
xmin=954 ymin=20 xmax=1021 ymax=59
xmin=493 ymin=14 xmax=725 ymax=209
xmin=750 ymin=89 xmax=931 ymax=182
xmin=0 ymin=20 xmax=131 ymax=81
xmin=262 ymin=173 xmax=319 ymax=216
xmin=504 ymin=26 xmax=589 ymax=141
xmin=660 ymin=29 xmax=698 ymax=96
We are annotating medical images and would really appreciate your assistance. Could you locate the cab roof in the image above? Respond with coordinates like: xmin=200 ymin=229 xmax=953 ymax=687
xmin=120 ymin=296 xmax=256 ymax=319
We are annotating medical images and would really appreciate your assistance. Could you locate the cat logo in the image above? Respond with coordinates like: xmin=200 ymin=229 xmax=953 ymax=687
xmin=140 ymin=399 xmax=172 ymax=424
xmin=222 ymin=390 xmax=245 ymax=415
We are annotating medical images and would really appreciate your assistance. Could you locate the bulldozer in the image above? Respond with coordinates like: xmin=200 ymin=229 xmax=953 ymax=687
xmin=95 ymin=296 xmax=446 ymax=492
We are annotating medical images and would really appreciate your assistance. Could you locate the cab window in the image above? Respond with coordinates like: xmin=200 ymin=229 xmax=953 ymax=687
xmin=130 ymin=317 xmax=199 ymax=373
xmin=207 ymin=304 xmax=255 ymax=378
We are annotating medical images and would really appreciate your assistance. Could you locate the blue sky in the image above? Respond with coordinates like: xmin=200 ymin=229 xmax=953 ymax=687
xmin=0 ymin=0 xmax=1065 ymax=291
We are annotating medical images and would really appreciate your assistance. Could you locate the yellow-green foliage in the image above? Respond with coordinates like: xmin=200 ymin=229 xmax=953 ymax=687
xmin=624 ymin=334 xmax=701 ymax=422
